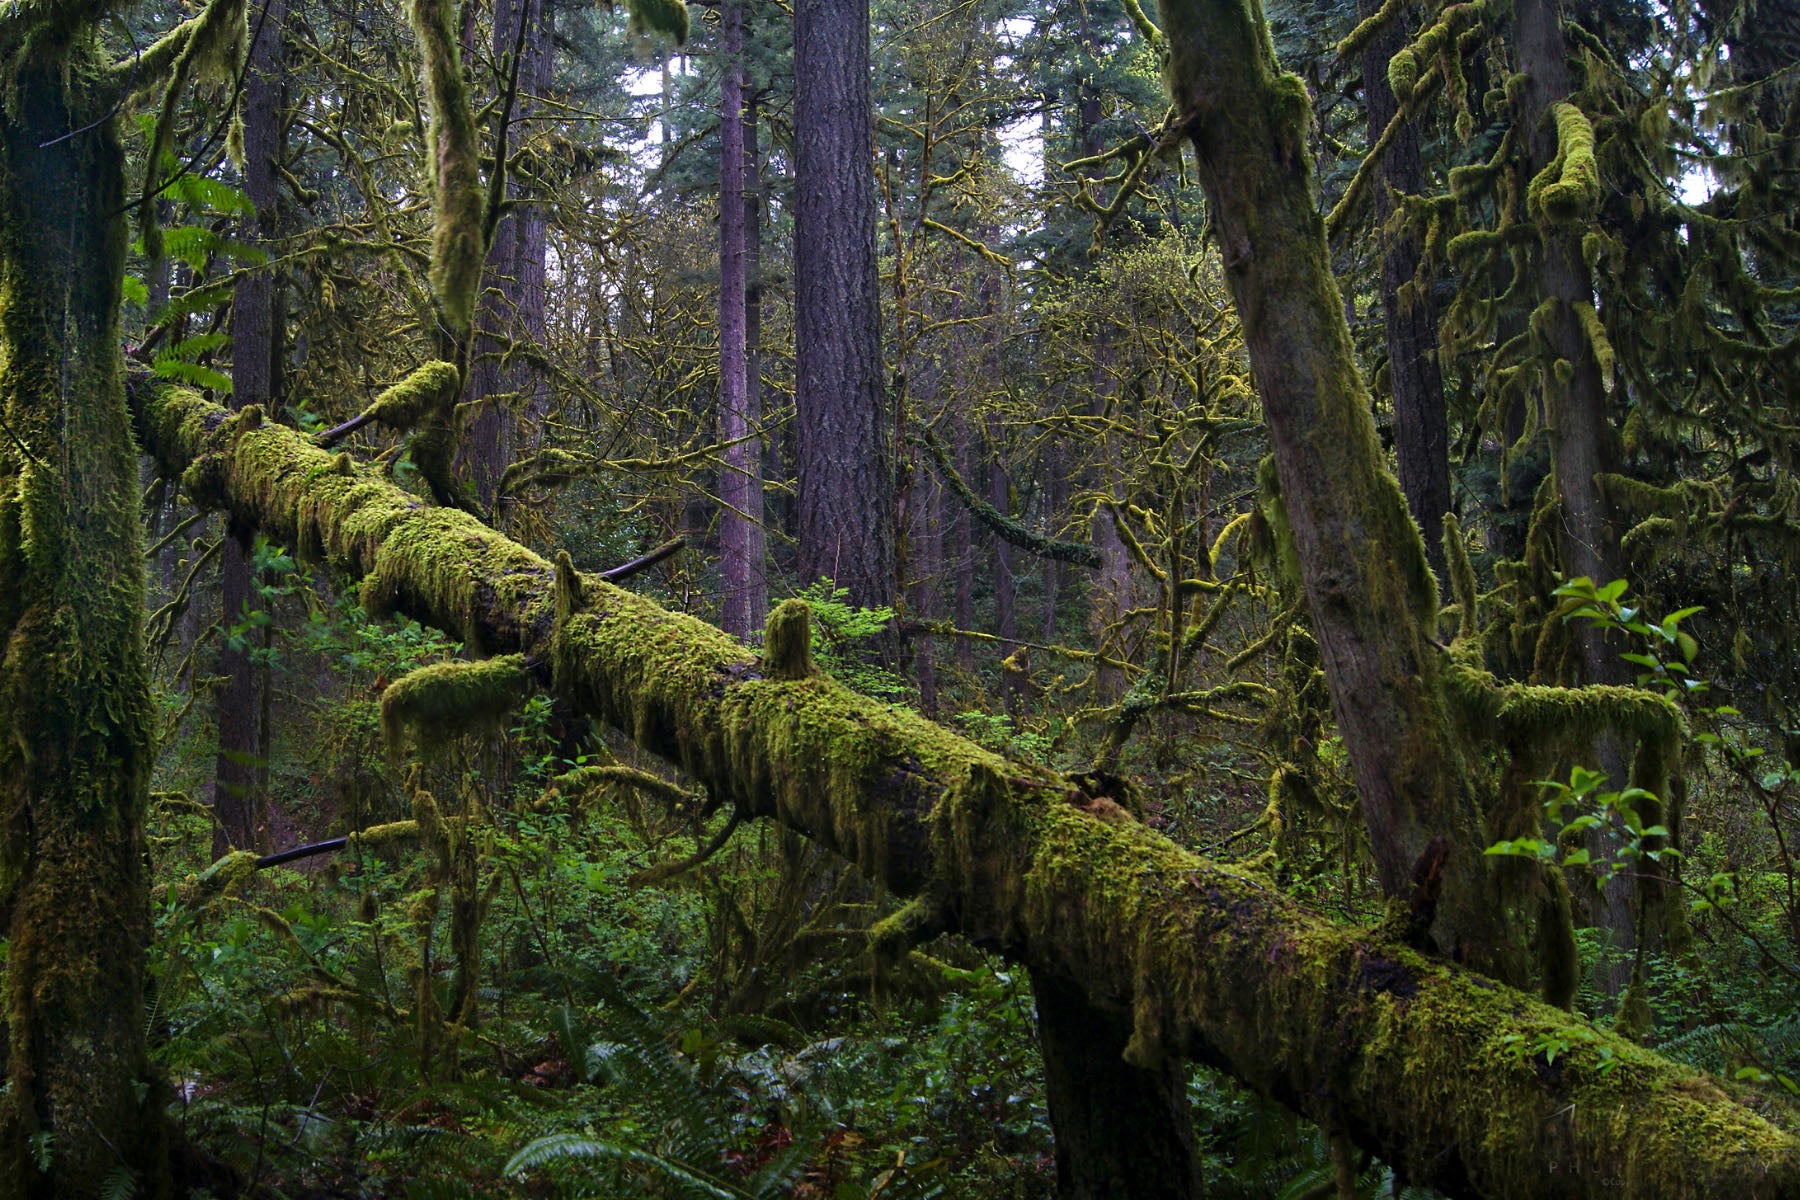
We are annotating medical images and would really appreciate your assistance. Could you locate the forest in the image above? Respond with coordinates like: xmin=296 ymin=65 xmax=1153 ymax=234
xmin=0 ymin=0 xmax=1796 ymax=1195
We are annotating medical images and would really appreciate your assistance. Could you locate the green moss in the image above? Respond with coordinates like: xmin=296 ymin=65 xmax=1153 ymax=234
xmin=628 ymin=0 xmax=691 ymax=43
xmin=380 ymin=653 xmax=530 ymax=756
xmin=548 ymin=763 xmax=693 ymax=809
xmin=346 ymin=819 xmax=423 ymax=850
xmin=131 ymin=385 xmax=1800 ymax=1198
xmin=406 ymin=0 xmax=485 ymax=341
xmin=762 ymin=598 xmax=815 ymax=681
xmin=362 ymin=360 xmax=461 ymax=432
xmin=0 ymin=34 xmax=168 ymax=1193
xmin=1528 ymin=101 xmax=1601 ymax=225
xmin=1442 ymin=514 xmax=1480 ymax=640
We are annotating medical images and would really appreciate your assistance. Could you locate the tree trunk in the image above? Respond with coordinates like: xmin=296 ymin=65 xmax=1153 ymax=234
xmin=794 ymin=0 xmax=893 ymax=607
xmin=718 ymin=0 xmax=767 ymax=640
xmin=466 ymin=0 xmax=552 ymax=514
xmin=215 ymin=0 xmax=287 ymax=857
xmin=133 ymin=382 xmax=1800 ymax=1200
xmin=952 ymin=417 xmax=975 ymax=670
xmin=1360 ymin=0 xmax=1450 ymax=580
xmin=988 ymin=419 xmax=1019 ymax=714
xmin=1033 ymin=969 xmax=1204 ymax=1200
xmin=1158 ymin=0 xmax=1530 ymax=980
xmin=1511 ymin=0 xmax=1645 ymax=986
xmin=0 ymin=41 xmax=165 ymax=1198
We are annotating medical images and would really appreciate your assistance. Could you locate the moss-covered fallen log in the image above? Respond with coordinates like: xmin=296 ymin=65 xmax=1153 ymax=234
xmin=133 ymin=385 xmax=1800 ymax=1199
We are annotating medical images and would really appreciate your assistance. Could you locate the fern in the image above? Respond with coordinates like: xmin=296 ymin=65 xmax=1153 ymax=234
xmin=506 ymin=1132 xmax=750 ymax=1199
xmin=99 ymin=1167 xmax=137 ymax=1200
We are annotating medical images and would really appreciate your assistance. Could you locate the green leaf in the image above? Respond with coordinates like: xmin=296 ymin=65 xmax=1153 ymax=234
xmin=121 ymin=274 xmax=149 ymax=306
xmin=1676 ymin=631 xmax=1698 ymax=665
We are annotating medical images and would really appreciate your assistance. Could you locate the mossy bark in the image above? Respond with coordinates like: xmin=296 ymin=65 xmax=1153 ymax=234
xmin=0 ymin=27 xmax=167 ymax=1199
xmin=1156 ymin=0 xmax=1528 ymax=980
xmin=133 ymin=383 xmax=1800 ymax=1199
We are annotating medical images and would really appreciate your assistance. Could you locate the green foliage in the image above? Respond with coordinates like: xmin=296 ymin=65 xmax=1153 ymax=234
xmin=794 ymin=580 xmax=908 ymax=702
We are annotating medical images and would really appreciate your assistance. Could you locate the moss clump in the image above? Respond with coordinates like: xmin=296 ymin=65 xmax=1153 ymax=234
xmin=628 ymin=0 xmax=691 ymax=43
xmin=1528 ymin=102 xmax=1601 ymax=224
xmin=346 ymin=819 xmax=423 ymax=850
xmin=362 ymin=360 xmax=461 ymax=431
xmin=380 ymin=654 xmax=531 ymax=756
xmin=762 ymin=598 xmax=814 ymax=681
xmin=158 ymin=849 xmax=259 ymax=906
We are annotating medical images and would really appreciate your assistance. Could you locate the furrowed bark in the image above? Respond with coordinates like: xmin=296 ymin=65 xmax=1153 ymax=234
xmin=794 ymin=0 xmax=893 ymax=607
xmin=131 ymin=383 xmax=1800 ymax=1200
xmin=1157 ymin=0 xmax=1528 ymax=981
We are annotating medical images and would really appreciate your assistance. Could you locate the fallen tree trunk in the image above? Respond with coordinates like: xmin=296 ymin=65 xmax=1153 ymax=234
xmin=132 ymin=385 xmax=1800 ymax=1199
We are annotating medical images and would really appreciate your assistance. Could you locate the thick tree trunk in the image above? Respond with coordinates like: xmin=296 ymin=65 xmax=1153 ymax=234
xmin=794 ymin=0 xmax=893 ymax=607
xmin=216 ymin=0 xmax=287 ymax=856
xmin=1159 ymin=0 xmax=1532 ymax=981
xmin=134 ymin=384 xmax=1800 ymax=1200
xmin=0 ymin=43 xmax=165 ymax=1199
xmin=1033 ymin=969 xmax=1204 ymax=1200
xmin=718 ymin=0 xmax=767 ymax=640
xmin=1360 ymin=0 xmax=1450 ymax=580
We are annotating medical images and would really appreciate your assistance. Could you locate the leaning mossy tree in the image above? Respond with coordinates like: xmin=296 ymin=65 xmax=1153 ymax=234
xmin=0 ymin=1 xmax=253 ymax=1193
xmin=133 ymin=372 xmax=1800 ymax=1197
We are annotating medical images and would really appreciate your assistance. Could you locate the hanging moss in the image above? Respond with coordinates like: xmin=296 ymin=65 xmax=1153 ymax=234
xmin=627 ymin=0 xmax=691 ymax=44
xmin=1442 ymin=514 xmax=1481 ymax=640
xmin=1528 ymin=102 xmax=1601 ymax=225
xmin=380 ymin=653 xmax=531 ymax=757
xmin=134 ymin=0 xmax=248 ymax=264
xmin=361 ymin=361 xmax=462 ymax=432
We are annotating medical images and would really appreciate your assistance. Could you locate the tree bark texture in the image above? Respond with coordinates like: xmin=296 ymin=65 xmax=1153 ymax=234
xmin=133 ymin=383 xmax=1800 ymax=1200
xmin=0 ymin=34 xmax=166 ymax=1198
xmin=1159 ymin=0 xmax=1531 ymax=982
xmin=1359 ymin=0 xmax=1450 ymax=580
xmin=718 ymin=0 xmax=767 ymax=641
xmin=1510 ymin=0 xmax=1668 ymax=985
xmin=987 ymin=419 xmax=1018 ymax=714
xmin=216 ymin=0 xmax=287 ymax=857
xmin=1032 ymin=968 xmax=1204 ymax=1200
xmin=794 ymin=0 xmax=893 ymax=607
xmin=466 ymin=0 xmax=552 ymax=513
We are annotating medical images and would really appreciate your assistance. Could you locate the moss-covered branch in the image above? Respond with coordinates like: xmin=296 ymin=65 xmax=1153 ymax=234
xmin=132 ymin=381 xmax=1800 ymax=1199
xmin=916 ymin=430 xmax=1104 ymax=568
